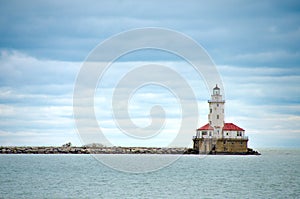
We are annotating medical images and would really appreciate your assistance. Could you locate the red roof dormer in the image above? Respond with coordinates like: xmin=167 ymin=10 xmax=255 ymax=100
xmin=223 ymin=123 xmax=244 ymax=131
xmin=197 ymin=123 xmax=213 ymax=131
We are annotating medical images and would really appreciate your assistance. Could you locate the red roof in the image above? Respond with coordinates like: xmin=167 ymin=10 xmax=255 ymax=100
xmin=197 ymin=123 xmax=213 ymax=131
xmin=223 ymin=123 xmax=244 ymax=131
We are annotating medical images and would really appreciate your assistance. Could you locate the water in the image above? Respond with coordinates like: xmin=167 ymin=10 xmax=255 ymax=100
xmin=0 ymin=149 xmax=299 ymax=198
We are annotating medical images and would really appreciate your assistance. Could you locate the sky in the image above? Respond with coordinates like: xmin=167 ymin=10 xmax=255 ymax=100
xmin=0 ymin=0 xmax=299 ymax=148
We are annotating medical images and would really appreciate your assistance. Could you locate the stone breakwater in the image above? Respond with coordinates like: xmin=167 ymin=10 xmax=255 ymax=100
xmin=0 ymin=146 xmax=260 ymax=155
xmin=0 ymin=146 xmax=197 ymax=154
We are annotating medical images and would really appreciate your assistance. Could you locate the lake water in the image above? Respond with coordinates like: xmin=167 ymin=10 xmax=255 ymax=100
xmin=0 ymin=149 xmax=299 ymax=198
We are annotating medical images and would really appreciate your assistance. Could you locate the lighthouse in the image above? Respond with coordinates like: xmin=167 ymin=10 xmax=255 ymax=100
xmin=193 ymin=85 xmax=249 ymax=154
xmin=208 ymin=85 xmax=225 ymax=138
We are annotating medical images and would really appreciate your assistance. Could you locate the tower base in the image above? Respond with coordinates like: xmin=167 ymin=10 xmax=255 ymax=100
xmin=193 ymin=138 xmax=248 ymax=154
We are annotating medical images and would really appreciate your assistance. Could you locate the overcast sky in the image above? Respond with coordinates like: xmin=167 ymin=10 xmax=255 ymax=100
xmin=0 ymin=0 xmax=299 ymax=148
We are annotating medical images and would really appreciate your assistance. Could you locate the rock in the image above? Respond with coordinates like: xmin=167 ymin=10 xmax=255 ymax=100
xmin=62 ymin=142 xmax=72 ymax=148
xmin=247 ymin=148 xmax=261 ymax=155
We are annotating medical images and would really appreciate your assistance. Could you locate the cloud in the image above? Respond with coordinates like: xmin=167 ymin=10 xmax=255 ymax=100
xmin=1 ymin=0 xmax=299 ymax=66
xmin=0 ymin=50 xmax=300 ymax=147
xmin=231 ymin=51 xmax=300 ymax=67
xmin=219 ymin=65 xmax=300 ymax=105
xmin=1 ymin=0 xmax=300 ymax=147
xmin=0 ymin=51 xmax=81 ymax=145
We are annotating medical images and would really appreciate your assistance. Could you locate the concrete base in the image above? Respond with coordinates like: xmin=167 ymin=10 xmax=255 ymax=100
xmin=193 ymin=138 xmax=249 ymax=154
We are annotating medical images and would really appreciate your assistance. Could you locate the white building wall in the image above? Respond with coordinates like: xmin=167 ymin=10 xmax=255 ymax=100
xmin=223 ymin=130 xmax=245 ymax=138
xmin=199 ymin=130 xmax=213 ymax=138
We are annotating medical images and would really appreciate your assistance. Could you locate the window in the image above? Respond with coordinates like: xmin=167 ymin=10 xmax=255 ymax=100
xmin=209 ymin=132 xmax=211 ymax=136
xmin=226 ymin=132 xmax=229 ymax=136
xmin=217 ymin=115 xmax=219 ymax=119
xmin=217 ymin=103 xmax=219 ymax=107
xmin=210 ymin=108 xmax=212 ymax=113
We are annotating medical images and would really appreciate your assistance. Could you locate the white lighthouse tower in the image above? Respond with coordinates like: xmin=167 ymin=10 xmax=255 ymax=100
xmin=208 ymin=85 xmax=225 ymax=138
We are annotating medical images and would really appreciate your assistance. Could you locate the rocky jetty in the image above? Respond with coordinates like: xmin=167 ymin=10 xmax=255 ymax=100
xmin=0 ymin=146 xmax=199 ymax=155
